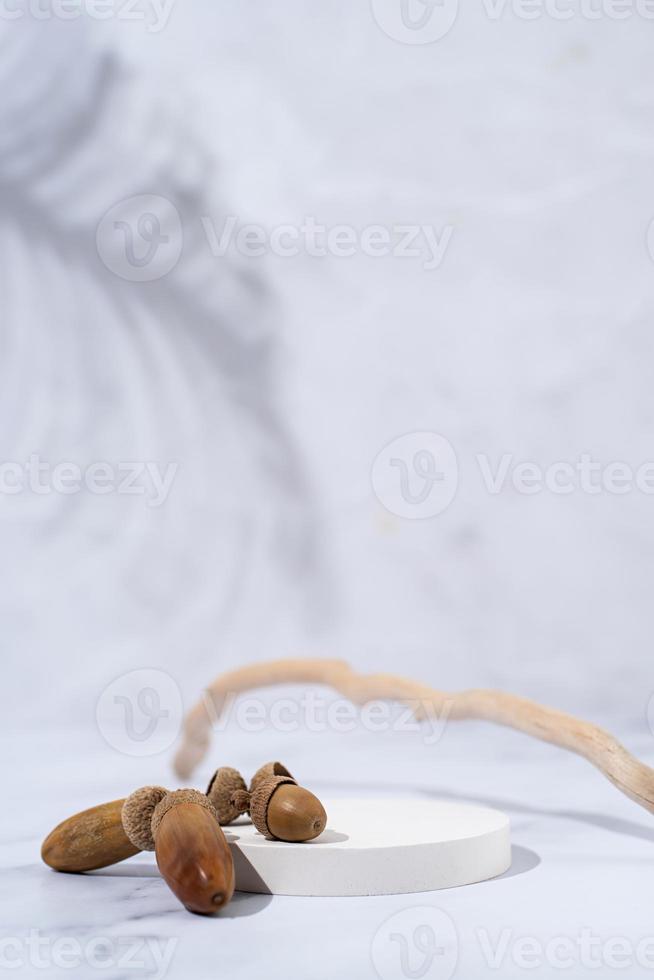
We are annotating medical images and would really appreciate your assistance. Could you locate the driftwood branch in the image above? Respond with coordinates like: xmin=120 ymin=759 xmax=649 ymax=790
xmin=173 ymin=658 xmax=654 ymax=816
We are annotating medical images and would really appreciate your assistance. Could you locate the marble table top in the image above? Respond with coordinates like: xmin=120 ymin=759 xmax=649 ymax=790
xmin=3 ymin=725 xmax=652 ymax=979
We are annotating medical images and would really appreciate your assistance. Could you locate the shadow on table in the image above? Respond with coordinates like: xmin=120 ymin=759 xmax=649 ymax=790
xmin=88 ymin=862 xmax=273 ymax=915
xmin=427 ymin=789 xmax=654 ymax=846
xmin=219 ymin=891 xmax=273 ymax=917
xmin=495 ymin=844 xmax=540 ymax=880
xmin=317 ymin=778 xmax=654 ymax=846
xmin=88 ymin=862 xmax=159 ymax=877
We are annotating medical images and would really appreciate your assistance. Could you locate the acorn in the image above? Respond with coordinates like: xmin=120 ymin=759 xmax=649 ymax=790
xmin=41 ymin=799 xmax=139 ymax=873
xmin=122 ymin=787 xmax=235 ymax=915
xmin=250 ymin=763 xmax=327 ymax=842
xmin=207 ymin=761 xmax=327 ymax=843
xmin=252 ymin=777 xmax=327 ymax=842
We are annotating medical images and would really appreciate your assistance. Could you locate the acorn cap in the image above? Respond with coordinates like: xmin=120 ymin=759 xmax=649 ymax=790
xmin=249 ymin=761 xmax=295 ymax=796
xmin=249 ymin=774 xmax=296 ymax=840
xmin=151 ymin=789 xmax=218 ymax=839
xmin=206 ymin=767 xmax=248 ymax=825
xmin=122 ymin=786 xmax=168 ymax=851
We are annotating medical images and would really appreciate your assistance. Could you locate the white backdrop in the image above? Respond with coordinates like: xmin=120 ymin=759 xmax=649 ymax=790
xmin=2 ymin=2 xmax=653 ymax=741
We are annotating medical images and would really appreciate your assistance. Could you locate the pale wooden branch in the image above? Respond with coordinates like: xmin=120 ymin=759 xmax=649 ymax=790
xmin=173 ymin=658 xmax=654 ymax=816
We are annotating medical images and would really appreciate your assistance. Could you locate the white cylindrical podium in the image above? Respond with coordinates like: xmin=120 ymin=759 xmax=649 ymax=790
xmin=226 ymin=798 xmax=511 ymax=897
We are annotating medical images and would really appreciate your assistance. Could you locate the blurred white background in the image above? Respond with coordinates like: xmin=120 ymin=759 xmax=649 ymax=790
xmin=4 ymin=7 xmax=654 ymax=979
xmin=1 ymin=0 xmax=653 ymax=740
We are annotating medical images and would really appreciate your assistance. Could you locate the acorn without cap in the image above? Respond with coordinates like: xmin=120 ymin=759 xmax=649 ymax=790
xmin=41 ymin=799 xmax=139 ymax=873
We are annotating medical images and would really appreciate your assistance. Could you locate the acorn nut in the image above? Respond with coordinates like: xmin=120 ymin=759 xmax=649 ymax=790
xmin=206 ymin=761 xmax=327 ymax=842
xmin=123 ymin=787 xmax=235 ymax=915
xmin=41 ymin=799 xmax=139 ymax=873
xmin=249 ymin=762 xmax=327 ymax=842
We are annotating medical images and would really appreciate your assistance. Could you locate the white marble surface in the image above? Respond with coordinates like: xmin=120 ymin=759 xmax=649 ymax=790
xmin=2 ymin=7 xmax=654 ymax=979
xmin=3 ymin=724 xmax=653 ymax=979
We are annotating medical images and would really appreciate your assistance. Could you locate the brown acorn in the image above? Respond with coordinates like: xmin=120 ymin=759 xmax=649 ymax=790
xmin=148 ymin=790 xmax=234 ymax=915
xmin=41 ymin=799 xmax=139 ymax=873
xmin=260 ymin=782 xmax=327 ymax=842
xmin=206 ymin=761 xmax=327 ymax=842
xmin=249 ymin=763 xmax=327 ymax=843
